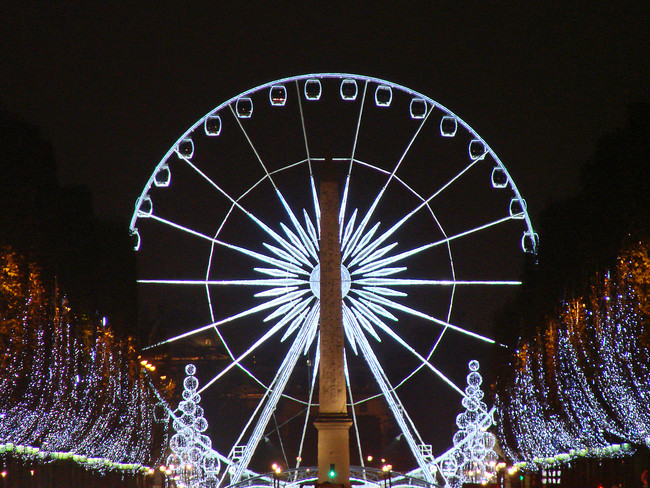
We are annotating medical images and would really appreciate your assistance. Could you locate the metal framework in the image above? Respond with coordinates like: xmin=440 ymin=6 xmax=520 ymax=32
xmin=130 ymin=74 xmax=537 ymax=488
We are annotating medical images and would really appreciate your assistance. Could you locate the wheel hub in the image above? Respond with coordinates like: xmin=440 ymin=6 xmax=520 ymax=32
xmin=309 ymin=263 xmax=351 ymax=299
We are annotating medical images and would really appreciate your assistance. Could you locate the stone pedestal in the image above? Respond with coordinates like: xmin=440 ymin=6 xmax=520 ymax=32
xmin=314 ymin=414 xmax=353 ymax=487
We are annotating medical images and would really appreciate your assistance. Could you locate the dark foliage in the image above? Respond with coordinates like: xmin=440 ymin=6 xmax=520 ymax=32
xmin=0 ymin=108 xmax=136 ymax=334
xmin=496 ymin=102 xmax=650 ymax=343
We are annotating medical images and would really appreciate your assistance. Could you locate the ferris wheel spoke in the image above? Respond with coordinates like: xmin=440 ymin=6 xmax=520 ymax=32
xmin=230 ymin=111 xmax=318 ymax=260
xmin=355 ymin=298 xmax=464 ymax=396
xmin=357 ymin=296 xmax=399 ymax=322
xmin=143 ymin=289 xmax=311 ymax=349
xmin=295 ymin=80 xmax=320 ymax=227
xmin=346 ymin=302 xmax=381 ymax=344
xmin=359 ymin=286 xmax=407 ymax=298
xmin=147 ymin=213 xmax=308 ymax=276
xmin=280 ymin=302 xmax=312 ymax=342
xmin=311 ymin=177 xmax=321 ymax=240
xmin=198 ymin=314 xmax=296 ymax=394
xmin=353 ymin=214 xmax=518 ymax=276
xmin=256 ymin=286 xmax=299 ymax=298
xmin=303 ymin=209 xmax=320 ymax=251
xmin=340 ymin=80 xmax=369 ymax=238
xmin=263 ymin=241 xmax=309 ymax=267
xmin=349 ymin=241 xmax=398 ymax=269
xmin=392 ymin=323 xmax=452 ymax=393
xmin=350 ymin=159 xmax=482 ymax=266
xmin=295 ymin=339 xmax=319 ymax=469
xmin=208 ymin=321 xmax=281 ymax=401
xmin=351 ymin=288 xmax=495 ymax=345
xmin=181 ymin=157 xmax=313 ymax=266
xmin=356 ymin=278 xmax=522 ymax=287
xmin=348 ymin=317 xmax=435 ymax=484
xmin=138 ymin=277 xmax=304 ymax=287
xmin=229 ymin=104 xmax=278 ymax=189
xmin=263 ymin=294 xmax=312 ymax=322
xmin=346 ymin=296 xmax=391 ymax=339
xmin=229 ymin=314 xmax=314 ymax=484
xmin=254 ymin=267 xmax=299 ymax=278
xmin=342 ymin=306 xmax=359 ymax=355
xmin=279 ymin=217 xmax=318 ymax=263
xmin=362 ymin=266 xmax=407 ymax=278
xmin=342 ymin=104 xmax=433 ymax=262
xmin=351 ymin=304 xmax=464 ymax=397
xmin=303 ymin=306 xmax=321 ymax=355
xmin=340 ymin=209 xmax=358 ymax=252
xmin=347 ymin=221 xmax=381 ymax=267
xmin=344 ymin=349 xmax=366 ymax=468
xmin=231 ymin=100 xmax=320 ymax=263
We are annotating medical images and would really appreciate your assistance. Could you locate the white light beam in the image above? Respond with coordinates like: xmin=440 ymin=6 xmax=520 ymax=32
xmin=353 ymin=214 xmax=518 ymax=276
xmin=143 ymin=289 xmax=310 ymax=349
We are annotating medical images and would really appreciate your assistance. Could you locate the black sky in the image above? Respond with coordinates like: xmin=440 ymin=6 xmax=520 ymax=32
xmin=2 ymin=3 xmax=648 ymax=226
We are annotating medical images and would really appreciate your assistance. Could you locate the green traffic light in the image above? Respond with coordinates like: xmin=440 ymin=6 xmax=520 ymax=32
xmin=329 ymin=463 xmax=336 ymax=478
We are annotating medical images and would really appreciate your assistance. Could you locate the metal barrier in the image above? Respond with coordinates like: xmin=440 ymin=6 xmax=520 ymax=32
xmin=227 ymin=466 xmax=436 ymax=488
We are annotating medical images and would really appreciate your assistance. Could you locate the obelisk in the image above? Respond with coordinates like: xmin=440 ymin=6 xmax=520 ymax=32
xmin=314 ymin=159 xmax=352 ymax=488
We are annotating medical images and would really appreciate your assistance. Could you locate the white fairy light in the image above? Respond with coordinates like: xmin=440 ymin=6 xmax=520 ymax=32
xmin=0 ymin=249 xmax=167 ymax=474
xmin=496 ymin=245 xmax=649 ymax=468
xmin=441 ymin=361 xmax=498 ymax=488
xmin=167 ymin=364 xmax=221 ymax=488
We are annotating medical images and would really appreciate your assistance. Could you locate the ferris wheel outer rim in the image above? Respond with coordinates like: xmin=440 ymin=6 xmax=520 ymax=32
xmin=129 ymin=73 xmax=537 ymax=251
xmin=130 ymin=73 xmax=538 ymax=484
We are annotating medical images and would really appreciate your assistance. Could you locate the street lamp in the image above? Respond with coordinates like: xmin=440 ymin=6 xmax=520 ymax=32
xmin=382 ymin=464 xmax=392 ymax=488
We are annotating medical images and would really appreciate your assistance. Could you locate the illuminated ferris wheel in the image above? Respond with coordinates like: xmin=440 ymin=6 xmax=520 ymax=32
xmin=129 ymin=74 xmax=537 ymax=487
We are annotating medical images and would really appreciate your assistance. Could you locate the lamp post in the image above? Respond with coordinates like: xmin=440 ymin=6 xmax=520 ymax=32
xmin=382 ymin=464 xmax=392 ymax=488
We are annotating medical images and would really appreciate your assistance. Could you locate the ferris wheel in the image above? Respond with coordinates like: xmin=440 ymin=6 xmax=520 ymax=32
xmin=130 ymin=73 xmax=537 ymax=487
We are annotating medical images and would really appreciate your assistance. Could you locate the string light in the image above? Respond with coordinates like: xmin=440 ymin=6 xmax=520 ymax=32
xmin=167 ymin=364 xmax=221 ymax=488
xmin=0 ymin=248 xmax=168 ymax=473
xmin=440 ymin=360 xmax=498 ymax=488
xmin=496 ymin=242 xmax=649 ymax=467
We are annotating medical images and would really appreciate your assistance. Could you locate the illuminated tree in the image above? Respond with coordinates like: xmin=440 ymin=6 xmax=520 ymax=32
xmin=0 ymin=247 xmax=167 ymax=472
xmin=167 ymin=364 xmax=220 ymax=488
xmin=497 ymin=240 xmax=650 ymax=464
xmin=441 ymin=361 xmax=498 ymax=488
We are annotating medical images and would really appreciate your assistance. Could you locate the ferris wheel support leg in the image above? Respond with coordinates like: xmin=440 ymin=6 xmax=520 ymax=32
xmin=229 ymin=318 xmax=313 ymax=485
xmin=350 ymin=321 xmax=438 ymax=485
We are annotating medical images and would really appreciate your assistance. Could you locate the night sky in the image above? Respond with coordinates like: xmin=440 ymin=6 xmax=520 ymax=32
xmin=3 ymin=3 xmax=648 ymax=225
xmin=2 ymin=2 xmax=650 ymax=467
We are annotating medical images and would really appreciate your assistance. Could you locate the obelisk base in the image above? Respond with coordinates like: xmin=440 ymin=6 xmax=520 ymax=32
xmin=314 ymin=414 xmax=352 ymax=488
